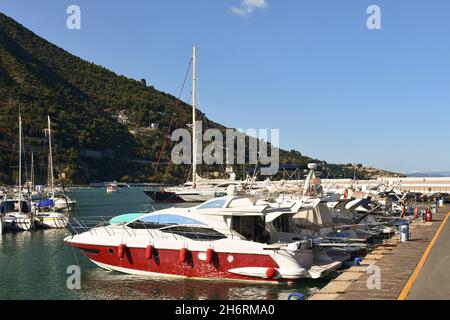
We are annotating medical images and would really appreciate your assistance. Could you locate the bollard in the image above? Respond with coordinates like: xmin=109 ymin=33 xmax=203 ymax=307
xmin=420 ymin=210 xmax=426 ymax=221
xmin=399 ymin=222 xmax=410 ymax=242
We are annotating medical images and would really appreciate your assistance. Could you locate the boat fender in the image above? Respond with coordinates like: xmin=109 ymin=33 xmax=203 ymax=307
xmin=288 ymin=293 xmax=305 ymax=300
xmin=146 ymin=244 xmax=154 ymax=260
xmin=179 ymin=247 xmax=188 ymax=263
xmin=353 ymin=257 xmax=362 ymax=266
xmin=266 ymin=267 xmax=277 ymax=279
xmin=425 ymin=209 xmax=432 ymax=222
xmin=206 ymin=248 xmax=214 ymax=264
xmin=118 ymin=243 xmax=126 ymax=259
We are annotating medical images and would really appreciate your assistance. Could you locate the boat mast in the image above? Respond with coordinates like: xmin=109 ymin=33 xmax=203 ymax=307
xmin=18 ymin=115 xmax=22 ymax=215
xmin=31 ymin=152 xmax=34 ymax=191
xmin=47 ymin=116 xmax=54 ymax=194
xmin=192 ymin=45 xmax=197 ymax=187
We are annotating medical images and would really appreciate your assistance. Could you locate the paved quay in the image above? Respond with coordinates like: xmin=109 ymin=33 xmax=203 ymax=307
xmin=405 ymin=209 xmax=450 ymax=299
xmin=309 ymin=205 xmax=450 ymax=300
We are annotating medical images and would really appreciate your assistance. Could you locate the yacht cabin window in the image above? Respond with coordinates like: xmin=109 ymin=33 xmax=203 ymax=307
xmin=231 ymin=216 xmax=269 ymax=243
xmin=273 ymin=214 xmax=289 ymax=233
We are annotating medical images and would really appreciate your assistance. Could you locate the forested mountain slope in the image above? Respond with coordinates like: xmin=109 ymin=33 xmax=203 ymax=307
xmin=0 ymin=12 xmax=401 ymax=184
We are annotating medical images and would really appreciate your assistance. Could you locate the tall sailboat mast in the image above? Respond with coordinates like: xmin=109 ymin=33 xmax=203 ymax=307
xmin=31 ymin=152 xmax=34 ymax=191
xmin=18 ymin=115 xmax=22 ymax=215
xmin=192 ymin=45 xmax=197 ymax=187
xmin=47 ymin=116 xmax=54 ymax=193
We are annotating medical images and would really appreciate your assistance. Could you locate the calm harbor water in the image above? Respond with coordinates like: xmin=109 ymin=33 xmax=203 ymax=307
xmin=0 ymin=188 xmax=329 ymax=300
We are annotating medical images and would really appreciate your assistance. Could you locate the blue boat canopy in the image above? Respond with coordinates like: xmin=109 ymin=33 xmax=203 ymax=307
xmin=38 ymin=199 xmax=54 ymax=208
xmin=109 ymin=213 xmax=144 ymax=225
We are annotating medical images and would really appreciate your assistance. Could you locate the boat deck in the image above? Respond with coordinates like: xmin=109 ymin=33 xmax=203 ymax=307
xmin=309 ymin=205 xmax=450 ymax=300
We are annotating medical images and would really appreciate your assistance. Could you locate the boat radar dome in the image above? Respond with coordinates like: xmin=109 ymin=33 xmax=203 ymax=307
xmin=307 ymin=163 xmax=318 ymax=170
xmin=227 ymin=184 xmax=237 ymax=196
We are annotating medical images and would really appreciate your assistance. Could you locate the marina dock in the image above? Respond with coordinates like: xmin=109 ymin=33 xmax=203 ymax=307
xmin=405 ymin=208 xmax=450 ymax=299
xmin=309 ymin=205 xmax=450 ymax=300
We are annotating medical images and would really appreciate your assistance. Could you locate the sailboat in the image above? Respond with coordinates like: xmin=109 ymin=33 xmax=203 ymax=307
xmin=3 ymin=115 xmax=35 ymax=232
xmin=35 ymin=116 xmax=70 ymax=229
xmin=106 ymin=181 xmax=119 ymax=193
xmin=144 ymin=46 xmax=249 ymax=203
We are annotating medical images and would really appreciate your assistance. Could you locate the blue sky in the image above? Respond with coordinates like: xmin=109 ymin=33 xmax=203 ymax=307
xmin=1 ymin=0 xmax=449 ymax=173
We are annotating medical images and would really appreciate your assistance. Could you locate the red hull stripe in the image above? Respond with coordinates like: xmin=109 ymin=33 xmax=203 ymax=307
xmin=68 ymin=242 xmax=286 ymax=282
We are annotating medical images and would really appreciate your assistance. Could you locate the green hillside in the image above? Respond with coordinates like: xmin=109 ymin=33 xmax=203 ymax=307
xmin=0 ymin=12 xmax=402 ymax=185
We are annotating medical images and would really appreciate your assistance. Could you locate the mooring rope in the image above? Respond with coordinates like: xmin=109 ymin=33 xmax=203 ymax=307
xmin=153 ymin=58 xmax=193 ymax=183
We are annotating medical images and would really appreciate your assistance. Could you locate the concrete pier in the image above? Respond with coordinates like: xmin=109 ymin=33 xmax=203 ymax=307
xmin=404 ymin=209 xmax=450 ymax=299
xmin=309 ymin=205 xmax=450 ymax=300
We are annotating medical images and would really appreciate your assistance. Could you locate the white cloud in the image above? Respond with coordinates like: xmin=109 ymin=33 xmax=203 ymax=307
xmin=231 ymin=0 xmax=269 ymax=17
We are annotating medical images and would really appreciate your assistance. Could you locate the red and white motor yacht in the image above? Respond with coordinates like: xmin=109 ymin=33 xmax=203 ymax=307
xmin=65 ymin=196 xmax=345 ymax=283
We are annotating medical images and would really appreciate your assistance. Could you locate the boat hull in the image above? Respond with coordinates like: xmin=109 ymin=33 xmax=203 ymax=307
xmin=144 ymin=190 xmax=184 ymax=203
xmin=53 ymin=199 xmax=77 ymax=210
xmin=36 ymin=213 xmax=69 ymax=229
xmin=177 ymin=192 xmax=212 ymax=202
xmin=4 ymin=217 xmax=34 ymax=231
xmin=67 ymin=242 xmax=303 ymax=283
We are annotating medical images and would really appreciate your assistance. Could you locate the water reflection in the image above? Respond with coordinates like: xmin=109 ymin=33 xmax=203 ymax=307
xmin=74 ymin=269 xmax=326 ymax=300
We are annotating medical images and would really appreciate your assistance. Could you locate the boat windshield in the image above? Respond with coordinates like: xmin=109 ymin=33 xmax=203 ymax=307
xmin=127 ymin=214 xmax=206 ymax=229
xmin=161 ymin=225 xmax=227 ymax=241
xmin=197 ymin=198 xmax=227 ymax=210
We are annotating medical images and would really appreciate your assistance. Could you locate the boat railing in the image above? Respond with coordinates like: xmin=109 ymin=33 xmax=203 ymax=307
xmin=138 ymin=203 xmax=157 ymax=213
xmin=67 ymin=216 xmax=242 ymax=243
xmin=67 ymin=216 xmax=115 ymax=235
